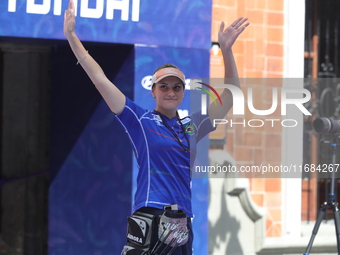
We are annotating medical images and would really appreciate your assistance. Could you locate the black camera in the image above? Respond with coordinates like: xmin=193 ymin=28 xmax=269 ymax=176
xmin=313 ymin=117 xmax=340 ymax=134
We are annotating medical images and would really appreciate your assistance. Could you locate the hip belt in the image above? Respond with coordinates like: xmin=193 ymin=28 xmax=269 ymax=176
xmin=121 ymin=204 xmax=189 ymax=255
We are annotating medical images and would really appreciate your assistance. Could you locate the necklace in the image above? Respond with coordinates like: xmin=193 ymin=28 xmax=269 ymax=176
xmin=154 ymin=111 xmax=190 ymax=152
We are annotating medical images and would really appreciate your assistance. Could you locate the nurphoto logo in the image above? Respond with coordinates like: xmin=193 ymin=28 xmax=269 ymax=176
xmin=191 ymin=80 xmax=312 ymax=129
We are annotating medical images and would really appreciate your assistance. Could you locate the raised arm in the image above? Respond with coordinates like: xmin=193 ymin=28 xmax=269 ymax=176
xmin=64 ymin=0 xmax=125 ymax=115
xmin=208 ymin=17 xmax=249 ymax=121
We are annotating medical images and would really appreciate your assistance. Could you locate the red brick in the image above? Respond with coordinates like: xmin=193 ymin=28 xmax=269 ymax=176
xmin=245 ymin=71 xmax=264 ymax=78
xmin=235 ymin=122 xmax=245 ymax=144
xmin=268 ymin=27 xmax=284 ymax=42
xmin=245 ymin=41 xmax=255 ymax=69
xmin=245 ymin=10 xmax=265 ymax=24
xmin=267 ymin=73 xmax=283 ymax=78
xmin=267 ymin=12 xmax=284 ymax=26
xmin=255 ymin=0 xmax=267 ymax=10
xmin=264 ymin=148 xmax=281 ymax=162
xmin=224 ymin=10 xmax=240 ymax=24
xmin=212 ymin=6 xmax=229 ymax=23
xmin=235 ymin=55 xmax=245 ymax=77
xmin=253 ymin=149 xmax=264 ymax=166
xmin=237 ymin=0 xmax=246 ymax=16
xmin=235 ymin=147 xmax=253 ymax=162
xmin=244 ymin=0 xmax=256 ymax=10
xmin=233 ymin=40 xmax=245 ymax=54
xmin=264 ymin=78 xmax=283 ymax=88
xmin=265 ymin=133 xmax=282 ymax=147
xmin=268 ymin=0 xmax=284 ymax=11
xmin=255 ymin=55 xmax=265 ymax=70
xmin=266 ymin=43 xmax=283 ymax=57
xmin=225 ymin=132 xmax=234 ymax=154
xmin=241 ymin=20 xmax=255 ymax=39
xmin=255 ymin=29 xmax=266 ymax=55
xmin=267 ymin=58 xmax=283 ymax=73
xmin=265 ymin=178 xmax=282 ymax=192
xmin=251 ymin=193 xmax=264 ymax=207
xmin=245 ymin=132 xmax=263 ymax=146
xmin=251 ymin=178 xmax=265 ymax=192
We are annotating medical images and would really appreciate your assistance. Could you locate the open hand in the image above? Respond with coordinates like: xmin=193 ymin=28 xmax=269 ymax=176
xmin=218 ymin=17 xmax=250 ymax=50
xmin=64 ymin=0 xmax=76 ymax=37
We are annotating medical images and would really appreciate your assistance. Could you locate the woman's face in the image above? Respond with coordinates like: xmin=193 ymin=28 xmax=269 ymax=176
xmin=152 ymin=76 xmax=185 ymax=113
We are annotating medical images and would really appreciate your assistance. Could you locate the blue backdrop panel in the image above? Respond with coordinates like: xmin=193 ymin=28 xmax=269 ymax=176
xmin=133 ymin=45 xmax=210 ymax=255
xmin=0 ymin=0 xmax=211 ymax=49
xmin=49 ymin=43 xmax=135 ymax=255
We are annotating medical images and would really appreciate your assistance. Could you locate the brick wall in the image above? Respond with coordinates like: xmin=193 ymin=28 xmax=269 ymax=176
xmin=211 ymin=0 xmax=285 ymax=237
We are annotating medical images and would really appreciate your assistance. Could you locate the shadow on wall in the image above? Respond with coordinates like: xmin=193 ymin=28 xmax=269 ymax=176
xmin=207 ymin=150 xmax=265 ymax=255
xmin=208 ymin=181 xmax=243 ymax=255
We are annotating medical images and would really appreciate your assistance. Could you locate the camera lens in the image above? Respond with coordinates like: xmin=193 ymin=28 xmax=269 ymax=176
xmin=313 ymin=118 xmax=340 ymax=134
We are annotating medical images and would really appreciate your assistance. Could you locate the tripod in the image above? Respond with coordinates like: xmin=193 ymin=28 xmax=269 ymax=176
xmin=304 ymin=135 xmax=340 ymax=255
